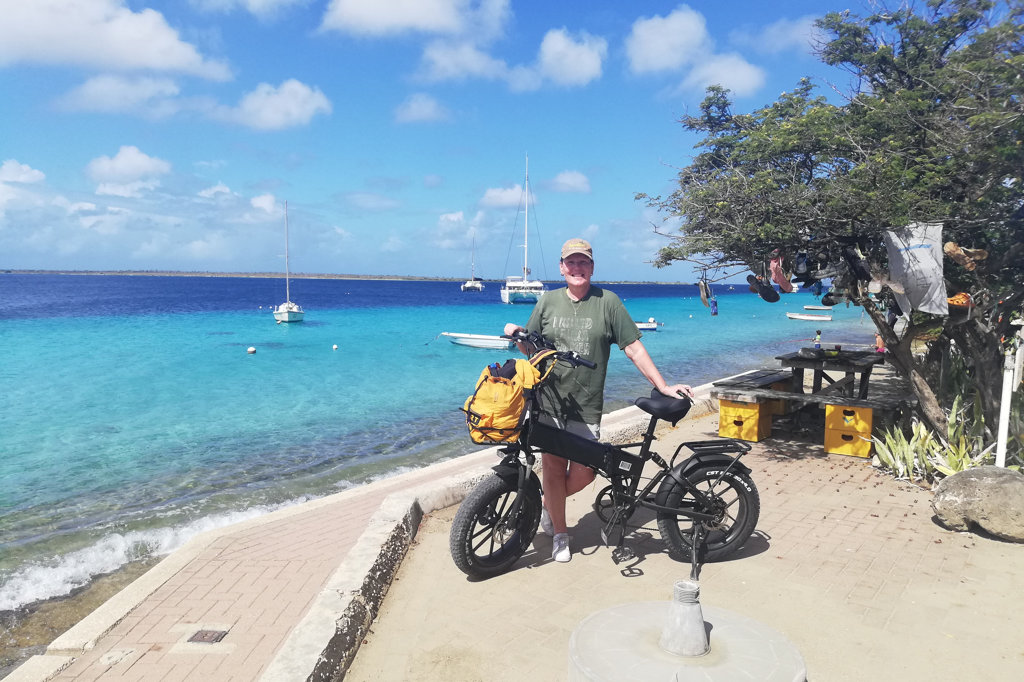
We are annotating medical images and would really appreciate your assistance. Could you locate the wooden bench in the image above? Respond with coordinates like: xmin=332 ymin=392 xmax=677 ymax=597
xmin=710 ymin=386 xmax=918 ymax=411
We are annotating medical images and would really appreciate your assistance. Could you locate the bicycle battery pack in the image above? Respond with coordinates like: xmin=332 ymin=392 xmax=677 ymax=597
xmin=528 ymin=421 xmax=644 ymax=479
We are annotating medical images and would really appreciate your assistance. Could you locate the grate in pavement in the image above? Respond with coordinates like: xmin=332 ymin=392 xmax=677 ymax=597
xmin=188 ymin=629 xmax=228 ymax=644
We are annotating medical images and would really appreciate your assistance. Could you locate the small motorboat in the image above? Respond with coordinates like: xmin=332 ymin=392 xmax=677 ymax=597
xmin=635 ymin=317 xmax=664 ymax=331
xmin=787 ymin=312 xmax=832 ymax=321
xmin=440 ymin=332 xmax=514 ymax=350
xmin=804 ymin=305 xmax=832 ymax=311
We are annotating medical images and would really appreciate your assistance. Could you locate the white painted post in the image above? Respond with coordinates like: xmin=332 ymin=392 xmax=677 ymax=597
xmin=995 ymin=349 xmax=1013 ymax=468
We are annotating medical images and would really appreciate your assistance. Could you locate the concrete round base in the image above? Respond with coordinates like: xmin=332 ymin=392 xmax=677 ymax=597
xmin=568 ymin=602 xmax=806 ymax=682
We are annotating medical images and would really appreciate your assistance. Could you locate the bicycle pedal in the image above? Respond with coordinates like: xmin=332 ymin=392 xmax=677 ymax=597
xmin=611 ymin=546 xmax=635 ymax=564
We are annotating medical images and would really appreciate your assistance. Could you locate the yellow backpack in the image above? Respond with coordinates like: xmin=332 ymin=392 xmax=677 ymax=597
xmin=462 ymin=350 xmax=556 ymax=444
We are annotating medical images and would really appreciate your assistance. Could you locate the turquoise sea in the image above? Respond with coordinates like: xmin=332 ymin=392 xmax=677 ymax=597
xmin=0 ymin=273 xmax=876 ymax=612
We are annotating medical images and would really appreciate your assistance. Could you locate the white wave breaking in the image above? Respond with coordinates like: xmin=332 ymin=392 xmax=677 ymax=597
xmin=0 ymin=498 xmax=313 ymax=612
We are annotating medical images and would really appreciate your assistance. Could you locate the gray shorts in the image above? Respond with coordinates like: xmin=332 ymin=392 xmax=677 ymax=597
xmin=537 ymin=414 xmax=600 ymax=441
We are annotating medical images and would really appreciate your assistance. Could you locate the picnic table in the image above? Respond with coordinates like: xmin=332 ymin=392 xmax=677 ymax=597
xmin=709 ymin=351 xmax=918 ymax=454
xmin=775 ymin=348 xmax=885 ymax=400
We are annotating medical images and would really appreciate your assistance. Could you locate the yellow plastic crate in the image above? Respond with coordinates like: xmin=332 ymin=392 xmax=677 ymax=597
xmin=719 ymin=400 xmax=771 ymax=442
xmin=825 ymin=405 xmax=873 ymax=433
xmin=764 ymin=380 xmax=793 ymax=416
xmin=824 ymin=428 xmax=873 ymax=458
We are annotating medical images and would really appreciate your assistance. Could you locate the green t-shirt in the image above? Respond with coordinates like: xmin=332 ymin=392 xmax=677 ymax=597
xmin=526 ymin=286 xmax=641 ymax=424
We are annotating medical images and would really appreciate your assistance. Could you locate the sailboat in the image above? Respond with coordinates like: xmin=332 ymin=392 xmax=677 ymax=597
xmin=461 ymin=235 xmax=484 ymax=292
xmin=500 ymin=156 xmax=546 ymax=305
xmin=273 ymin=201 xmax=304 ymax=323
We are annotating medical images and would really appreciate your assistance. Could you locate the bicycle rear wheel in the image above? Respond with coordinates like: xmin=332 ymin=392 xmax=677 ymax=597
xmin=449 ymin=474 xmax=541 ymax=579
xmin=655 ymin=466 xmax=760 ymax=562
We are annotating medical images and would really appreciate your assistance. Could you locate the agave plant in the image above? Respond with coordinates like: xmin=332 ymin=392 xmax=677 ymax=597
xmin=872 ymin=419 xmax=938 ymax=482
xmin=929 ymin=394 xmax=995 ymax=476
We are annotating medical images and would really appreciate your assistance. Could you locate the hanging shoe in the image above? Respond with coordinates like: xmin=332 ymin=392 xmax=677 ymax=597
xmin=943 ymin=242 xmax=977 ymax=271
xmin=795 ymin=251 xmax=808 ymax=275
xmin=698 ymin=279 xmax=710 ymax=307
xmin=811 ymin=262 xmax=844 ymax=280
xmin=840 ymin=244 xmax=872 ymax=281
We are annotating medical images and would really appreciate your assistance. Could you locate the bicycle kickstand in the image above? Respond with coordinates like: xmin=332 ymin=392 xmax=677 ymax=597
xmin=689 ymin=524 xmax=705 ymax=581
xmin=601 ymin=511 xmax=634 ymax=564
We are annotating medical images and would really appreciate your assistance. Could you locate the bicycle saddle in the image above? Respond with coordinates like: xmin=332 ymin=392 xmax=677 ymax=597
xmin=634 ymin=388 xmax=693 ymax=425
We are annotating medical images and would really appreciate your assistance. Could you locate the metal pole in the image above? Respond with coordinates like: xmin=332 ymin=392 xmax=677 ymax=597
xmin=995 ymin=349 xmax=1013 ymax=468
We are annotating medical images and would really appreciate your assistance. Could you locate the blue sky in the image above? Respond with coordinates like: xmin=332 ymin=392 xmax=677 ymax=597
xmin=0 ymin=1 xmax=858 ymax=282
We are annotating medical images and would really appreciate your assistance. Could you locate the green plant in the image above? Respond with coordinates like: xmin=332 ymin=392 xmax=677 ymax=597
xmin=930 ymin=395 xmax=995 ymax=476
xmin=872 ymin=420 xmax=937 ymax=482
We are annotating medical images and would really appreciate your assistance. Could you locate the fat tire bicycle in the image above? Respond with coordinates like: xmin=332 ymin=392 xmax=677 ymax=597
xmin=449 ymin=331 xmax=760 ymax=580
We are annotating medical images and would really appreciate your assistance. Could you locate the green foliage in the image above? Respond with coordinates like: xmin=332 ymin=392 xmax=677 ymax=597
xmin=930 ymin=394 xmax=995 ymax=476
xmin=872 ymin=419 xmax=938 ymax=482
xmin=640 ymin=0 xmax=1024 ymax=442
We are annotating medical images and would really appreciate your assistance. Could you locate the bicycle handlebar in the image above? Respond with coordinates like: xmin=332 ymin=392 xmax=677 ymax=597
xmin=502 ymin=330 xmax=597 ymax=370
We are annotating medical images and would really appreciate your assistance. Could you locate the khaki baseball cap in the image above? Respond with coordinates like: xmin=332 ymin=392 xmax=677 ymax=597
xmin=561 ymin=238 xmax=593 ymax=261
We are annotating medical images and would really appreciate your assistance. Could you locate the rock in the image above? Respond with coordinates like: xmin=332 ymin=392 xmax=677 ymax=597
xmin=932 ymin=466 xmax=1024 ymax=542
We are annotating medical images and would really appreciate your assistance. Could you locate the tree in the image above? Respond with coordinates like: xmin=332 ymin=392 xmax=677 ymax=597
xmin=639 ymin=0 xmax=1023 ymax=449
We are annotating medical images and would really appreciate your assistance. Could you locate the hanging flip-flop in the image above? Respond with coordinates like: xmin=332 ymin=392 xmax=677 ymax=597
xmin=747 ymin=273 xmax=780 ymax=303
xmin=709 ymin=296 xmax=718 ymax=316
xmin=769 ymin=253 xmax=795 ymax=293
xmin=698 ymin=278 xmax=710 ymax=307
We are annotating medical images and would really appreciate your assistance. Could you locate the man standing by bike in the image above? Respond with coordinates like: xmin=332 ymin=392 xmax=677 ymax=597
xmin=504 ymin=238 xmax=693 ymax=562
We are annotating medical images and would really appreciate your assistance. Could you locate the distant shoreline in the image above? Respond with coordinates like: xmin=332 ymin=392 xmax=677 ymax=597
xmin=2 ymin=270 xmax=692 ymax=286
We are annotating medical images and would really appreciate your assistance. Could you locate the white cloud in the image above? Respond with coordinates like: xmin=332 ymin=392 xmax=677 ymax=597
xmin=251 ymin=194 xmax=278 ymax=213
xmin=345 ymin=192 xmax=400 ymax=211
xmin=0 ymin=0 xmax=231 ymax=81
xmin=87 ymin=146 xmax=171 ymax=184
xmin=96 ymin=180 xmax=161 ymax=198
xmin=479 ymin=184 xmax=525 ymax=208
xmin=213 ymin=79 xmax=332 ymax=130
xmin=191 ymin=0 xmax=307 ymax=20
xmin=730 ymin=16 xmax=822 ymax=55
xmin=549 ymin=170 xmax=590 ymax=193
xmin=321 ymin=0 xmax=466 ymax=35
xmin=58 ymin=75 xmax=181 ymax=114
xmin=682 ymin=53 xmax=765 ymax=97
xmin=419 ymin=41 xmax=509 ymax=82
xmin=0 ymin=160 xmax=45 ymax=183
xmin=199 ymin=182 xmax=234 ymax=198
xmin=421 ymin=30 xmax=605 ymax=91
xmin=380 ymin=234 xmax=404 ymax=252
xmin=394 ymin=93 xmax=450 ymax=123
xmin=625 ymin=5 xmax=710 ymax=74
xmin=423 ymin=174 xmax=443 ymax=188
xmin=536 ymin=29 xmax=607 ymax=87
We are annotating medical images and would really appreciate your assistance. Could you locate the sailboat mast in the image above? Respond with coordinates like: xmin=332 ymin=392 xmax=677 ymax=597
xmin=523 ymin=155 xmax=529 ymax=281
xmin=284 ymin=201 xmax=291 ymax=302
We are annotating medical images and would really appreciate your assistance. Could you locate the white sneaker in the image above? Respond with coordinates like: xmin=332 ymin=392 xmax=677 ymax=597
xmin=552 ymin=533 xmax=571 ymax=563
xmin=539 ymin=507 xmax=553 ymax=536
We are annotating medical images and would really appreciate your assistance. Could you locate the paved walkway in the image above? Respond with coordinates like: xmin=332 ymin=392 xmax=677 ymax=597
xmin=9 ymin=380 xmax=1024 ymax=681
xmin=347 ymin=415 xmax=1024 ymax=681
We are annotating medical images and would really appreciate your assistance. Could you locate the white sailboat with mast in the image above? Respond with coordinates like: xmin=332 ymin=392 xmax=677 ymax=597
xmin=461 ymin=234 xmax=484 ymax=292
xmin=500 ymin=156 xmax=546 ymax=304
xmin=273 ymin=201 xmax=304 ymax=323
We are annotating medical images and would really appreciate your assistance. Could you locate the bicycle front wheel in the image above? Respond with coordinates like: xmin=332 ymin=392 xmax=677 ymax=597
xmin=449 ymin=474 xmax=541 ymax=579
xmin=655 ymin=465 xmax=760 ymax=562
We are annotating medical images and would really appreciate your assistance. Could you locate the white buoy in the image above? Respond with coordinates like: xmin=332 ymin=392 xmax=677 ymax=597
xmin=333 ymin=344 xmax=338 ymax=350
xmin=247 ymin=347 xmax=256 ymax=354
